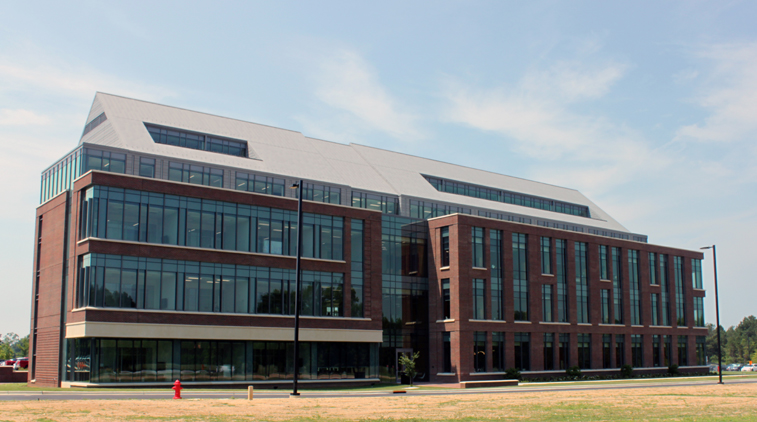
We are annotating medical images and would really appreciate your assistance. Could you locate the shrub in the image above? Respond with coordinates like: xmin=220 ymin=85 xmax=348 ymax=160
xmin=504 ymin=367 xmax=522 ymax=380
xmin=668 ymin=364 xmax=679 ymax=376
xmin=620 ymin=364 xmax=634 ymax=378
xmin=566 ymin=366 xmax=582 ymax=378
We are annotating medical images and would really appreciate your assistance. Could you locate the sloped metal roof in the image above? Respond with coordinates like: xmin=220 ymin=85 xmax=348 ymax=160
xmin=79 ymin=92 xmax=631 ymax=233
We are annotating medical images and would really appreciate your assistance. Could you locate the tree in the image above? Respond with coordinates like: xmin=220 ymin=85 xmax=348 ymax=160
xmin=0 ymin=342 xmax=13 ymax=360
xmin=398 ymin=352 xmax=420 ymax=386
xmin=14 ymin=336 xmax=29 ymax=357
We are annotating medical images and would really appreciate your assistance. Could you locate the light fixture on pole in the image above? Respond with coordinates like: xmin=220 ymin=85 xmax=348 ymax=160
xmin=290 ymin=180 xmax=304 ymax=396
xmin=700 ymin=245 xmax=723 ymax=385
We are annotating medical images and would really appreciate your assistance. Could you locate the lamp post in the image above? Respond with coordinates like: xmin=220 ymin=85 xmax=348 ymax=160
xmin=700 ymin=245 xmax=722 ymax=384
xmin=291 ymin=180 xmax=304 ymax=396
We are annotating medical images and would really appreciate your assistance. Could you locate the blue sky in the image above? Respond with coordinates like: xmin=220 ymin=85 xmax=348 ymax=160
xmin=1 ymin=1 xmax=755 ymax=335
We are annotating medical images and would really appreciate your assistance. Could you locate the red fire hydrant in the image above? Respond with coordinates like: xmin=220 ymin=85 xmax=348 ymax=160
xmin=172 ymin=379 xmax=183 ymax=399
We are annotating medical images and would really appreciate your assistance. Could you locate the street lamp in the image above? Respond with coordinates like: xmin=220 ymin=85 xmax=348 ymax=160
xmin=700 ymin=245 xmax=723 ymax=384
xmin=291 ymin=180 xmax=304 ymax=396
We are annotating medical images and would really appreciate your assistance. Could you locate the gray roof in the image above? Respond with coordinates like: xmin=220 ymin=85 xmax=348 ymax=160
xmin=79 ymin=92 xmax=634 ymax=234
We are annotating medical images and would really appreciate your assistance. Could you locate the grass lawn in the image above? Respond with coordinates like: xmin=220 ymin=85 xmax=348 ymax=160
xmin=0 ymin=381 xmax=755 ymax=421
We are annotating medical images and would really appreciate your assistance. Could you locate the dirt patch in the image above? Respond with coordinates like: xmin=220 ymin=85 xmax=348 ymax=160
xmin=1 ymin=383 xmax=755 ymax=421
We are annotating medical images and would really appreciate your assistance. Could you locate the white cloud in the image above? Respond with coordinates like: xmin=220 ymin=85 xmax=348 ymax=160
xmin=0 ymin=109 xmax=51 ymax=126
xmin=313 ymin=50 xmax=422 ymax=141
xmin=675 ymin=43 xmax=757 ymax=143
xmin=0 ymin=60 xmax=174 ymax=102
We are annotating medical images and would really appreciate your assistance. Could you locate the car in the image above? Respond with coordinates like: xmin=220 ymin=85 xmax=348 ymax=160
xmin=726 ymin=364 xmax=743 ymax=371
xmin=3 ymin=358 xmax=17 ymax=366
xmin=709 ymin=364 xmax=719 ymax=373
xmin=741 ymin=364 xmax=756 ymax=372
xmin=13 ymin=357 xmax=28 ymax=370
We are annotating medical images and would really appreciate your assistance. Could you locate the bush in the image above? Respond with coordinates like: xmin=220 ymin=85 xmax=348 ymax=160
xmin=620 ymin=364 xmax=634 ymax=378
xmin=504 ymin=367 xmax=522 ymax=380
xmin=668 ymin=364 xmax=679 ymax=376
xmin=566 ymin=366 xmax=582 ymax=378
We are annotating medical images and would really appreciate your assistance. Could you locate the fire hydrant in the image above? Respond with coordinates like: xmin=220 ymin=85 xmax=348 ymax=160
xmin=172 ymin=380 xmax=183 ymax=399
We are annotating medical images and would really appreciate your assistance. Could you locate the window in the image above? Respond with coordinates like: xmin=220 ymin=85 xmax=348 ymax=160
xmin=664 ymin=335 xmax=671 ymax=366
xmin=301 ymin=183 xmax=341 ymax=204
xmin=146 ymin=124 xmax=249 ymax=158
xmin=440 ymin=227 xmax=450 ymax=267
xmin=168 ymin=162 xmax=223 ymax=187
xmin=693 ymin=297 xmax=705 ymax=327
xmin=603 ymin=335 xmax=612 ymax=369
xmin=83 ymin=149 xmax=126 ymax=174
xmin=353 ymin=191 xmax=398 ymax=214
xmin=235 ymin=172 xmax=285 ymax=196
xmin=575 ymin=242 xmax=589 ymax=324
xmin=674 ymin=257 xmax=686 ymax=326
xmin=442 ymin=332 xmax=452 ymax=373
xmin=692 ymin=259 xmax=703 ymax=289
xmin=410 ymin=200 xmax=470 ymax=219
xmin=696 ymin=336 xmax=706 ymax=366
xmin=422 ymin=175 xmax=590 ymax=218
xmin=442 ymin=279 xmax=451 ymax=319
xmin=600 ymin=290 xmax=610 ymax=324
xmin=350 ymin=220 xmax=364 ymax=318
xmin=649 ymin=253 xmax=657 ymax=285
xmin=578 ymin=334 xmax=591 ymax=369
xmin=80 ymin=186 xmax=343 ymax=261
xmin=678 ymin=336 xmax=688 ymax=366
xmin=660 ymin=255 xmax=671 ymax=326
xmin=473 ymin=332 xmax=486 ymax=372
xmin=612 ymin=247 xmax=623 ymax=324
xmin=615 ymin=335 xmax=625 ymax=367
xmin=76 ymin=253 xmax=344 ymax=317
xmin=472 ymin=279 xmax=486 ymax=320
xmin=556 ymin=239 xmax=568 ymax=322
xmin=82 ymin=112 xmax=107 ymax=136
xmin=139 ymin=158 xmax=155 ymax=178
xmin=472 ymin=227 xmax=484 ymax=268
xmin=490 ymin=230 xmax=504 ymax=321
xmin=513 ymin=233 xmax=528 ymax=321
xmin=542 ymin=285 xmax=553 ymax=322
xmin=544 ymin=333 xmax=555 ymax=370
xmin=514 ymin=333 xmax=530 ymax=371
xmin=651 ymin=293 xmax=660 ymax=326
xmin=559 ymin=334 xmax=569 ymax=370
xmin=629 ymin=250 xmax=641 ymax=326
xmin=492 ymin=332 xmax=505 ymax=372
xmin=631 ymin=335 xmax=643 ymax=368
xmin=653 ymin=335 xmax=661 ymax=367
xmin=540 ymin=237 xmax=552 ymax=274
xmin=599 ymin=245 xmax=609 ymax=280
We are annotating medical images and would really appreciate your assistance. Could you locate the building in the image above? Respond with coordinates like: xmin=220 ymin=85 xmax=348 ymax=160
xmin=30 ymin=93 xmax=708 ymax=388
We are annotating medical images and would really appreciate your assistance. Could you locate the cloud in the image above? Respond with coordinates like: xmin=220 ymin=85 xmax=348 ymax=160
xmin=0 ymin=60 xmax=174 ymax=102
xmin=0 ymin=109 xmax=51 ymax=126
xmin=313 ymin=50 xmax=422 ymax=141
xmin=675 ymin=43 xmax=757 ymax=143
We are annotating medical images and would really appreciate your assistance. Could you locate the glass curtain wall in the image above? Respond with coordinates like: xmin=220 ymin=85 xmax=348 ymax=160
xmin=80 ymin=186 xmax=344 ymax=261
xmin=77 ymin=253 xmax=344 ymax=317
xmin=66 ymin=338 xmax=378 ymax=383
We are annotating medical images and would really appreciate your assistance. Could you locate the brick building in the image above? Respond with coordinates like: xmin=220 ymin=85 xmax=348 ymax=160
xmin=30 ymin=93 xmax=708 ymax=387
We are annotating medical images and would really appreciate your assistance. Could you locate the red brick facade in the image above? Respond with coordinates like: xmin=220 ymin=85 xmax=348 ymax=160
xmin=427 ymin=214 xmax=706 ymax=382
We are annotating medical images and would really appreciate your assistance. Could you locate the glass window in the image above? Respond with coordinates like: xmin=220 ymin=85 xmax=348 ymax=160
xmin=442 ymin=278 xmax=450 ymax=320
xmin=441 ymin=227 xmax=450 ymax=267
xmin=146 ymin=123 xmax=248 ymax=158
xmin=490 ymin=230 xmax=504 ymax=321
xmin=472 ymin=227 xmax=484 ymax=268
xmin=578 ymin=334 xmax=591 ymax=369
xmin=472 ymin=279 xmax=485 ymax=320
xmin=629 ymin=250 xmax=641 ymax=326
xmin=544 ymin=333 xmax=555 ymax=370
xmin=442 ymin=332 xmax=451 ymax=373
xmin=540 ymin=237 xmax=552 ymax=274
xmin=352 ymin=191 xmax=399 ymax=214
xmin=514 ymin=333 xmax=530 ymax=371
xmin=492 ymin=332 xmax=505 ymax=372
xmin=542 ymin=284 xmax=553 ymax=322
xmin=692 ymin=259 xmax=703 ymax=289
xmin=473 ymin=332 xmax=486 ymax=372
xmin=556 ymin=239 xmax=568 ymax=323
xmin=674 ymin=257 xmax=686 ymax=326
xmin=612 ymin=247 xmax=623 ymax=324
xmin=139 ymin=158 xmax=155 ymax=178
xmin=575 ymin=242 xmax=589 ymax=324
xmin=513 ymin=233 xmax=528 ymax=321
xmin=167 ymin=163 xmax=224 ymax=188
